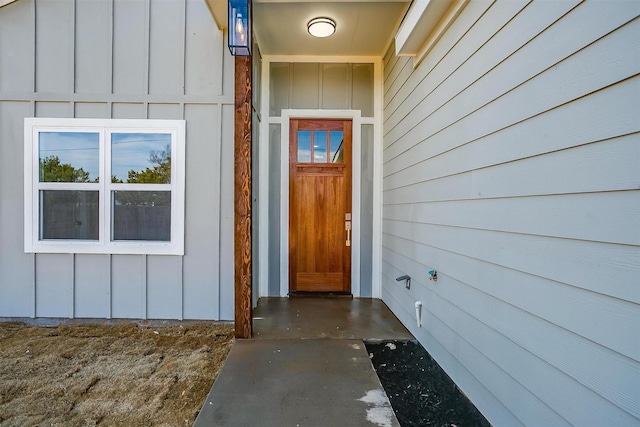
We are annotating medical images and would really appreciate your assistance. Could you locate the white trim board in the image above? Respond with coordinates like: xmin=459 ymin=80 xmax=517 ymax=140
xmin=0 ymin=0 xmax=19 ymax=8
xmin=263 ymin=55 xmax=381 ymax=64
xmin=279 ymin=109 xmax=362 ymax=297
xmin=372 ymin=57 xmax=383 ymax=298
xmin=258 ymin=55 xmax=270 ymax=299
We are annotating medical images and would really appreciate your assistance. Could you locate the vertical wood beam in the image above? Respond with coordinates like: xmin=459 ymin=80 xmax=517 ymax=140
xmin=234 ymin=55 xmax=252 ymax=338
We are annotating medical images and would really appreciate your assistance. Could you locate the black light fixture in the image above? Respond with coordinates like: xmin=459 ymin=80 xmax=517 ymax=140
xmin=228 ymin=0 xmax=251 ymax=56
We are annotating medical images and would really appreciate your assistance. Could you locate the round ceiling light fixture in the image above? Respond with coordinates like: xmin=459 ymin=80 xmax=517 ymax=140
xmin=307 ymin=17 xmax=336 ymax=38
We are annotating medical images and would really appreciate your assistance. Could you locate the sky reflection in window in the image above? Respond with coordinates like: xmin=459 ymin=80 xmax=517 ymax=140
xmin=111 ymin=133 xmax=171 ymax=183
xmin=39 ymin=132 xmax=99 ymax=182
xmin=313 ymin=131 xmax=327 ymax=162
xmin=297 ymin=130 xmax=311 ymax=162
xmin=329 ymin=131 xmax=344 ymax=163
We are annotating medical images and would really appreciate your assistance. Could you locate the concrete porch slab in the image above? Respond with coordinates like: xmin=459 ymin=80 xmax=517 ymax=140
xmin=193 ymin=339 xmax=399 ymax=427
xmin=252 ymin=298 xmax=414 ymax=341
xmin=195 ymin=299 xmax=412 ymax=426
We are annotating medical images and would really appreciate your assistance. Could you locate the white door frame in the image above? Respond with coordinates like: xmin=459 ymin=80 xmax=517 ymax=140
xmin=280 ymin=109 xmax=362 ymax=297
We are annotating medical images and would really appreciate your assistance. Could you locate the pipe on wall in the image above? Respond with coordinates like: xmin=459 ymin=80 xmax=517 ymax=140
xmin=415 ymin=301 xmax=422 ymax=328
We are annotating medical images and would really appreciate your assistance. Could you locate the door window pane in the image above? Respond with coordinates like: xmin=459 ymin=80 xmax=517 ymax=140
xmin=111 ymin=133 xmax=171 ymax=183
xmin=313 ymin=131 xmax=327 ymax=163
xmin=112 ymin=191 xmax=171 ymax=241
xmin=39 ymin=132 xmax=99 ymax=182
xmin=329 ymin=131 xmax=344 ymax=163
xmin=297 ymin=130 xmax=311 ymax=162
xmin=40 ymin=190 xmax=99 ymax=240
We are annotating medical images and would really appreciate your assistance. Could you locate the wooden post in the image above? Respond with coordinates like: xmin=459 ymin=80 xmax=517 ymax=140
xmin=234 ymin=55 xmax=252 ymax=339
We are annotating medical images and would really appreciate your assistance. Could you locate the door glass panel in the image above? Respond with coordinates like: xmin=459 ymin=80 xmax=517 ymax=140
xmin=111 ymin=133 xmax=171 ymax=183
xmin=313 ymin=131 xmax=327 ymax=163
xmin=39 ymin=132 xmax=99 ymax=182
xmin=330 ymin=131 xmax=344 ymax=163
xmin=297 ymin=130 xmax=311 ymax=162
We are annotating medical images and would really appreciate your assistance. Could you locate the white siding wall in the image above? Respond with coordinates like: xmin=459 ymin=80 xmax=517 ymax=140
xmin=382 ymin=1 xmax=640 ymax=425
xmin=0 ymin=0 xmax=235 ymax=320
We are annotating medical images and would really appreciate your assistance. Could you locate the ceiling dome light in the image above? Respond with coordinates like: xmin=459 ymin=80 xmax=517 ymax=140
xmin=307 ymin=17 xmax=336 ymax=38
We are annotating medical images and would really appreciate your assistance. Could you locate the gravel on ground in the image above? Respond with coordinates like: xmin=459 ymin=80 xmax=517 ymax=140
xmin=366 ymin=340 xmax=490 ymax=427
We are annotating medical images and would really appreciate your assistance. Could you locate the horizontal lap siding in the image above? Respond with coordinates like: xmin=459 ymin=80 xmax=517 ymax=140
xmin=0 ymin=0 xmax=234 ymax=320
xmin=382 ymin=1 xmax=640 ymax=425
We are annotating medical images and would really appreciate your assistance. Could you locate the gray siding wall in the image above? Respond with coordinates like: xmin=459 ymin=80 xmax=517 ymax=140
xmin=0 ymin=0 xmax=235 ymax=320
xmin=267 ymin=62 xmax=375 ymax=296
xmin=382 ymin=1 xmax=639 ymax=425
xmin=268 ymin=124 xmax=282 ymax=297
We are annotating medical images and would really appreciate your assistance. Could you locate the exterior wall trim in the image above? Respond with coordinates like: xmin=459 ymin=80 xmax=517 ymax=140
xmin=258 ymin=54 xmax=270 ymax=299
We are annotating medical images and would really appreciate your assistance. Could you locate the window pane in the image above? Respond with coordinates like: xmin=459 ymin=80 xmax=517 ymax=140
xmin=297 ymin=130 xmax=311 ymax=162
xmin=39 ymin=132 xmax=99 ymax=182
xmin=329 ymin=131 xmax=344 ymax=163
xmin=111 ymin=133 xmax=171 ymax=183
xmin=112 ymin=191 xmax=171 ymax=241
xmin=40 ymin=191 xmax=99 ymax=240
xmin=313 ymin=131 xmax=327 ymax=162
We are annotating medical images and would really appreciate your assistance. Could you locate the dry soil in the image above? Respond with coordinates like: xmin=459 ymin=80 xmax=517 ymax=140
xmin=0 ymin=321 xmax=234 ymax=427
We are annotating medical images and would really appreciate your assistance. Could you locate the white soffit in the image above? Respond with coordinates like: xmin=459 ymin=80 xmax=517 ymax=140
xmin=205 ymin=0 xmax=227 ymax=29
xmin=0 ymin=0 xmax=19 ymax=8
xmin=395 ymin=0 xmax=465 ymax=57
xmin=205 ymin=0 xmax=410 ymax=56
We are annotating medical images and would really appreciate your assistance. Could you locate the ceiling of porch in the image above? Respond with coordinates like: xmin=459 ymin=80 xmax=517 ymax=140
xmin=205 ymin=0 xmax=411 ymax=57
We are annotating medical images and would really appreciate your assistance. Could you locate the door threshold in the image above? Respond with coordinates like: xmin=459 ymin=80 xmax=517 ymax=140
xmin=289 ymin=291 xmax=353 ymax=298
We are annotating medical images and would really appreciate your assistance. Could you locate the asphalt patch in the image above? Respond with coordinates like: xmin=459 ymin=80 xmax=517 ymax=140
xmin=366 ymin=340 xmax=490 ymax=427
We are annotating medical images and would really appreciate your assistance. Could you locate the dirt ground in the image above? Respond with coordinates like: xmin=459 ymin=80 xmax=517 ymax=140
xmin=0 ymin=321 xmax=234 ymax=427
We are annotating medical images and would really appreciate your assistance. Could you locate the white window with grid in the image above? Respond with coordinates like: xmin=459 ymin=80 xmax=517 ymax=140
xmin=24 ymin=118 xmax=185 ymax=255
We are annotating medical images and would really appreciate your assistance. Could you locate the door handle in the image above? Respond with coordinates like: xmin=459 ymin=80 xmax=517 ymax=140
xmin=345 ymin=220 xmax=351 ymax=247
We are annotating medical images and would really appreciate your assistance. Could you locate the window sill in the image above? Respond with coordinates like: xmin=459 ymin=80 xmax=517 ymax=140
xmin=25 ymin=241 xmax=184 ymax=256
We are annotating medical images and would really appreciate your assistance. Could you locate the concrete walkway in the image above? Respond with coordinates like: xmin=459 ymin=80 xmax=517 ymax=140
xmin=194 ymin=298 xmax=413 ymax=427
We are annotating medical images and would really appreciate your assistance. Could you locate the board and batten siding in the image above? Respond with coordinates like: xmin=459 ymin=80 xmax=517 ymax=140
xmin=382 ymin=1 xmax=639 ymax=425
xmin=0 ymin=0 xmax=235 ymax=320
xmin=267 ymin=61 xmax=375 ymax=297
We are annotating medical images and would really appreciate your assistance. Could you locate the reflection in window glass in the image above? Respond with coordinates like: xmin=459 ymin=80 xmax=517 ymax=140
xmin=39 ymin=132 xmax=99 ymax=182
xmin=111 ymin=133 xmax=171 ymax=184
xmin=40 ymin=190 xmax=99 ymax=240
xmin=297 ymin=130 xmax=311 ymax=162
xmin=330 ymin=131 xmax=344 ymax=163
xmin=313 ymin=131 xmax=327 ymax=162
xmin=112 ymin=191 xmax=171 ymax=241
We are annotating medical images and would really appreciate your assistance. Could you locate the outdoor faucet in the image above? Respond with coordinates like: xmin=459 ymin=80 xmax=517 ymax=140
xmin=395 ymin=275 xmax=411 ymax=289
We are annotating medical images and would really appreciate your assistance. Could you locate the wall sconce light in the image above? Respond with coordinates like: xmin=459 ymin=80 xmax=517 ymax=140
xmin=228 ymin=0 xmax=251 ymax=56
xmin=307 ymin=17 xmax=336 ymax=38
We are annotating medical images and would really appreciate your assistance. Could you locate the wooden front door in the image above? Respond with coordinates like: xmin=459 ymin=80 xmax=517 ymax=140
xmin=289 ymin=119 xmax=352 ymax=293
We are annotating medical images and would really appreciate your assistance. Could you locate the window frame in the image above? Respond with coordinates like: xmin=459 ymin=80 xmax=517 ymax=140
xmin=24 ymin=118 xmax=186 ymax=255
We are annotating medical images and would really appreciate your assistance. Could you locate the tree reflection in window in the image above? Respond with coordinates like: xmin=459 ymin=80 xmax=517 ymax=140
xmin=111 ymin=133 xmax=171 ymax=184
xmin=39 ymin=132 xmax=99 ymax=182
xmin=40 ymin=156 xmax=95 ymax=183
xmin=110 ymin=133 xmax=172 ymax=241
